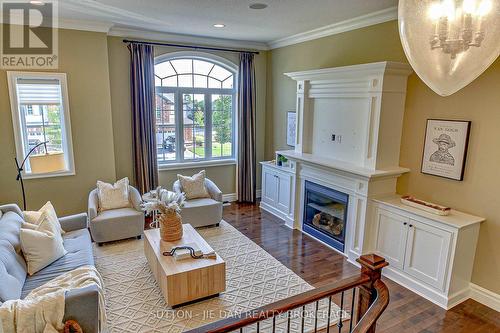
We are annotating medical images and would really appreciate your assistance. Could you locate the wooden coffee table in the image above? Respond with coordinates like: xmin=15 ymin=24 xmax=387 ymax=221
xmin=144 ymin=224 xmax=226 ymax=307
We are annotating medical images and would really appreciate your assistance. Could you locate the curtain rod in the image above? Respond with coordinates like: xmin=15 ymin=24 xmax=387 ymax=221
xmin=123 ymin=39 xmax=260 ymax=55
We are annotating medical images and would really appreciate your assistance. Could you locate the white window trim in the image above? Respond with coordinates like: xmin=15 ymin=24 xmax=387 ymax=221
xmin=7 ymin=71 xmax=75 ymax=179
xmin=158 ymin=159 xmax=236 ymax=171
xmin=154 ymin=51 xmax=239 ymax=166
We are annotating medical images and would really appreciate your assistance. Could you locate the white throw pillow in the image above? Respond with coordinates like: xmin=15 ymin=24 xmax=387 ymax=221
xmin=23 ymin=210 xmax=42 ymax=224
xmin=20 ymin=213 xmax=67 ymax=275
xmin=23 ymin=201 xmax=65 ymax=235
xmin=96 ymin=177 xmax=131 ymax=211
xmin=177 ymin=170 xmax=210 ymax=200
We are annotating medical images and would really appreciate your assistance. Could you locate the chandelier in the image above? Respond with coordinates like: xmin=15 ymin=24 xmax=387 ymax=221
xmin=429 ymin=0 xmax=492 ymax=58
xmin=398 ymin=0 xmax=500 ymax=96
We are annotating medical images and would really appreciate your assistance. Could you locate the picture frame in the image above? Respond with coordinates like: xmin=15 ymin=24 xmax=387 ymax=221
xmin=286 ymin=111 xmax=296 ymax=147
xmin=421 ymin=119 xmax=471 ymax=181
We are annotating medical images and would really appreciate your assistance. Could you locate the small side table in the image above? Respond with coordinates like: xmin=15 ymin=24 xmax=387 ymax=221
xmin=142 ymin=190 xmax=175 ymax=229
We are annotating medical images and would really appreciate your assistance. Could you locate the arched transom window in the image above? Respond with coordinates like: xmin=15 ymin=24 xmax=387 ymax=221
xmin=154 ymin=54 xmax=236 ymax=165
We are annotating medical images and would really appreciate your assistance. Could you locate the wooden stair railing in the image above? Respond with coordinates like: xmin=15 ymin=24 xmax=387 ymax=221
xmin=186 ymin=254 xmax=389 ymax=333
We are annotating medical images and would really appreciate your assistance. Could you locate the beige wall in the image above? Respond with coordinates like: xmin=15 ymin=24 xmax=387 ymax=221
xmin=107 ymin=36 xmax=267 ymax=194
xmin=0 ymin=28 xmax=116 ymax=216
xmin=267 ymin=20 xmax=500 ymax=293
xmin=398 ymin=60 xmax=500 ymax=294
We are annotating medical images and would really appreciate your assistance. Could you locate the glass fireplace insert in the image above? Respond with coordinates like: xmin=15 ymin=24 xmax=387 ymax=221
xmin=302 ymin=181 xmax=349 ymax=252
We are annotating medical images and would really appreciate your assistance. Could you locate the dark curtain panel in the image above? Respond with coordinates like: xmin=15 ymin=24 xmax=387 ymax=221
xmin=128 ymin=43 xmax=158 ymax=194
xmin=237 ymin=52 xmax=257 ymax=203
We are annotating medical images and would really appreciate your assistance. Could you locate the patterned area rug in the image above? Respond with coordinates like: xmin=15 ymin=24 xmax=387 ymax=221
xmin=94 ymin=221 xmax=342 ymax=332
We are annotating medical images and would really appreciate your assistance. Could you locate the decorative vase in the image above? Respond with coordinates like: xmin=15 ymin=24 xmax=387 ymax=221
xmin=159 ymin=210 xmax=183 ymax=242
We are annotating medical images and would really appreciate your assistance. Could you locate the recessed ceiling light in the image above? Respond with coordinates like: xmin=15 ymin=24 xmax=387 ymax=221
xmin=30 ymin=0 xmax=44 ymax=5
xmin=249 ymin=3 xmax=268 ymax=9
xmin=213 ymin=23 xmax=225 ymax=28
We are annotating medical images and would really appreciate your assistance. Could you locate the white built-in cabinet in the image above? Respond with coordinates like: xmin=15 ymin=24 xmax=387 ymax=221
xmin=371 ymin=197 xmax=484 ymax=309
xmin=260 ymin=162 xmax=295 ymax=228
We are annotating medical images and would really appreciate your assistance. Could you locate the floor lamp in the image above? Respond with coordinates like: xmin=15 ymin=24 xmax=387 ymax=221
xmin=14 ymin=141 xmax=48 ymax=210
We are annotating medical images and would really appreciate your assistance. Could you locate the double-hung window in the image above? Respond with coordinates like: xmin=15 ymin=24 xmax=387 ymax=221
xmin=154 ymin=54 xmax=237 ymax=167
xmin=7 ymin=72 xmax=75 ymax=178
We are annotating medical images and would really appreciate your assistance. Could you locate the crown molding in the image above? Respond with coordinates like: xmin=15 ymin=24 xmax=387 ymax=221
xmin=108 ymin=27 xmax=269 ymax=51
xmin=0 ymin=11 xmax=113 ymax=33
xmin=59 ymin=18 xmax=114 ymax=33
xmin=268 ymin=6 xmax=398 ymax=49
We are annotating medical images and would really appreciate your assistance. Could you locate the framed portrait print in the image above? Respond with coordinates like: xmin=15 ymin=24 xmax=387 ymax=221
xmin=421 ymin=119 xmax=471 ymax=181
xmin=286 ymin=111 xmax=296 ymax=147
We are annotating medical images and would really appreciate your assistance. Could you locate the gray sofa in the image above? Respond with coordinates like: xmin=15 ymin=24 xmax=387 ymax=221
xmin=88 ymin=185 xmax=144 ymax=245
xmin=0 ymin=204 xmax=99 ymax=333
xmin=173 ymin=178 xmax=223 ymax=227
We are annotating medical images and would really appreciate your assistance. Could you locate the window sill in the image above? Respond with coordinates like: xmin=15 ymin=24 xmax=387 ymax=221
xmin=22 ymin=170 xmax=75 ymax=180
xmin=158 ymin=159 xmax=236 ymax=171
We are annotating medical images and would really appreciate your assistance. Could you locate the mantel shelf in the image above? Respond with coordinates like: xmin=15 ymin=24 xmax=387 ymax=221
xmin=277 ymin=150 xmax=409 ymax=179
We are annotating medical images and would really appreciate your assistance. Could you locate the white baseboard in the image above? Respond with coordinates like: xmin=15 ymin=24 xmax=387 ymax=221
xmin=222 ymin=193 xmax=237 ymax=202
xmin=381 ymin=266 xmax=450 ymax=309
xmin=470 ymin=283 xmax=500 ymax=312
xmin=222 ymin=190 xmax=262 ymax=203
xmin=378 ymin=267 xmax=500 ymax=311
xmin=259 ymin=201 xmax=295 ymax=228
xmin=447 ymin=288 xmax=472 ymax=309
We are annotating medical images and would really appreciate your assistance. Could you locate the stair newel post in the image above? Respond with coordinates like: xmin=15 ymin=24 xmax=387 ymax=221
xmin=355 ymin=254 xmax=389 ymax=333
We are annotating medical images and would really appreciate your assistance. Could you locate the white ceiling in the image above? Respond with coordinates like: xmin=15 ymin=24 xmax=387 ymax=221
xmin=58 ymin=0 xmax=398 ymax=46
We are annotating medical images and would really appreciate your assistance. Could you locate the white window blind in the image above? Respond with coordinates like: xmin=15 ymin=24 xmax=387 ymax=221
xmin=8 ymin=72 xmax=75 ymax=179
xmin=16 ymin=79 xmax=62 ymax=105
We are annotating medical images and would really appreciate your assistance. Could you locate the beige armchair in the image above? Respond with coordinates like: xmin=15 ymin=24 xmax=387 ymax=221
xmin=173 ymin=178 xmax=223 ymax=228
xmin=88 ymin=186 xmax=144 ymax=245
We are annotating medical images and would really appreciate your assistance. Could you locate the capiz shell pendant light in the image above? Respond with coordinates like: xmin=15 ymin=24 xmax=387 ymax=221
xmin=398 ymin=0 xmax=500 ymax=96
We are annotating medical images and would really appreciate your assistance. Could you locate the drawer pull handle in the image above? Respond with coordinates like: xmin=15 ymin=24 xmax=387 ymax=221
xmin=403 ymin=222 xmax=407 ymax=226
xmin=409 ymin=224 xmax=413 ymax=228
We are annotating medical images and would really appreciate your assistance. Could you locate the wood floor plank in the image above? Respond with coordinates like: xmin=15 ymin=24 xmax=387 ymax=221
xmin=220 ymin=202 xmax=500 ymax=333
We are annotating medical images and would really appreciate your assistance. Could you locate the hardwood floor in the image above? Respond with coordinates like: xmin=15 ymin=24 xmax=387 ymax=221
xmin=222 ymin=202 xmax=500 ymax=333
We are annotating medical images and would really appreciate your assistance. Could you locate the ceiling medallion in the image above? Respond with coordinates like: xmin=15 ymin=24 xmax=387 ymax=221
xmin=398 ymin=0 xmax=500 ymax=96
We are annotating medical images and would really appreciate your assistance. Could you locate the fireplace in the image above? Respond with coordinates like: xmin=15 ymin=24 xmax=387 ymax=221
xmin=303 ymin=181 xmax=348 ymax=252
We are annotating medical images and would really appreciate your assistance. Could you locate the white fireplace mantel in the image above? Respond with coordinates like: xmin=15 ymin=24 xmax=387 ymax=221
xmin=276 ymin=150 xmax=409 ymax=180
xmin=271 ymin=61 xmax=413 ymax=267
xmin=284 ymin=61 xmax=413 ymax=171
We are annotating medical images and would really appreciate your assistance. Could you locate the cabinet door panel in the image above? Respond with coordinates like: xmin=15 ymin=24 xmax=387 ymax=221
xmin=404 ymin=219 xmax=452 ymax=290
xmin=262 ymin=168 xmax=278 ymax=206
xmin=276 ymin=173 xmax=291 ymax=214
xmin=375 ymin=208 xmax=408 ymax=270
